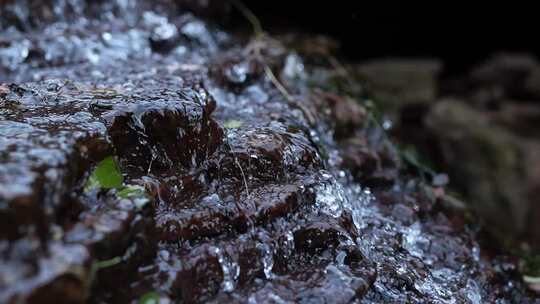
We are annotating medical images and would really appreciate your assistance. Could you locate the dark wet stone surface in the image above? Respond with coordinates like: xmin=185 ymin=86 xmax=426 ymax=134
xmin=0 ymin=1 xmax=539 ymax=303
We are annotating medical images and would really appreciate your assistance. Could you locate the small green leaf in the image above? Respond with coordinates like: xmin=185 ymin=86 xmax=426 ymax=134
xmin=85 ymin=156 xmax=124 ymax=192
xmin=399 ymin=145 xmax=436 ymax=179
xmin=117 ymin=185 xmax=151 ymax=209
xmin=224 ymin=119 xmax=243 ymax=129
xmin=139 ymin=291 xmax=160 ymax=304
xmin=117 ymin=185 xmax=146 ymax=199
xmin=524 ymin=275 xmax=540 ymax=284
xmin=95 ymin=256 xmax=122 ymax=269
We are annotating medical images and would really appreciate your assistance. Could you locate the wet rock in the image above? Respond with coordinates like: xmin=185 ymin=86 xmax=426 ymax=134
xmin=0 ymin=0 xmax=538 ymax=303
xmin=0 ymin=81 xmax=110 ymax=242
xmin=469 ymin=53 xmax=540 ymax=102
xmin=312 ymin=90 xmax=367 ymax=139
xmin=354 ymin=59 xmax=442 ymax=118
xmin=0 ymin=74 xmax=223 ymax=302
xmin=210 ymin=49 xmax=264 ymax=89
xmin=0 ymin=240 xmax=91 ymax=304
xmin=491 ymin=102 xmax=540 ymax=138
xmin=142 ymin=11 xmax=179 ymax=52
xmin=340 ymin=137 xmax=380 ymax=181
xmin=425 ymin=99 xmax=537 ymax=244
xmin=391 ymin=203 xmax=417 ymax=225
xmin=339 ymin=131 xmax=400 ymax=190
xmin=0 ymin=39 xmax=31 ymax=72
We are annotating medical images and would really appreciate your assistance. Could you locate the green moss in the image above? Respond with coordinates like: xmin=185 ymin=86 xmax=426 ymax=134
xmin=94 ymin=256 xmax=122 ymax=269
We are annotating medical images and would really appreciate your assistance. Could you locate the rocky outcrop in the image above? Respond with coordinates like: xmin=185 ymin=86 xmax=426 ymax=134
xmin=0 ymin=1 xmax=538 ymax=303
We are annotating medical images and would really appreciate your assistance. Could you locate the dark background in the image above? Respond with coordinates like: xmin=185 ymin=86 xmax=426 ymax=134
xmin=239 ymin=1 xmax=538 ymax=74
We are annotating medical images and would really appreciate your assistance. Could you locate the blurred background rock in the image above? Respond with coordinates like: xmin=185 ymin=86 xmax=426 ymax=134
xmin=360 ymin=54 xmax=540 ymax=254
xmin=237 ymin=0 xmax=540 ymax=256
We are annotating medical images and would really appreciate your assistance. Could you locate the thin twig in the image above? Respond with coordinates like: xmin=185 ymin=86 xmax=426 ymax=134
xmin=235 ymin=156 xmax=250 ymax=197
xmin=231 ymin=0 xmax=318 ymax=127
xmin=263 ymin=65 xmax=292 ymax=101
xmin=224 ymin=133 xmax=250 ymax=197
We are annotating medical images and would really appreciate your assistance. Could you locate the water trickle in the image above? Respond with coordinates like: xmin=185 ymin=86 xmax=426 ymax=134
xmin=143 ymin=11 xmax=178 ymax=43
xmin=465 ymin=279 xmax=482 ymax=304
xmin=180 ymin=18 xmax=218 ymax=53
xmin=402 ymin=222 xmax=429 ymax=259
xmin=210 ymin=246 xmax=240 ymax=293
xmin=257 ymin=242 xmax=275 ymax=279
xmin=314 ymin=171 xmax=348 ymax=218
